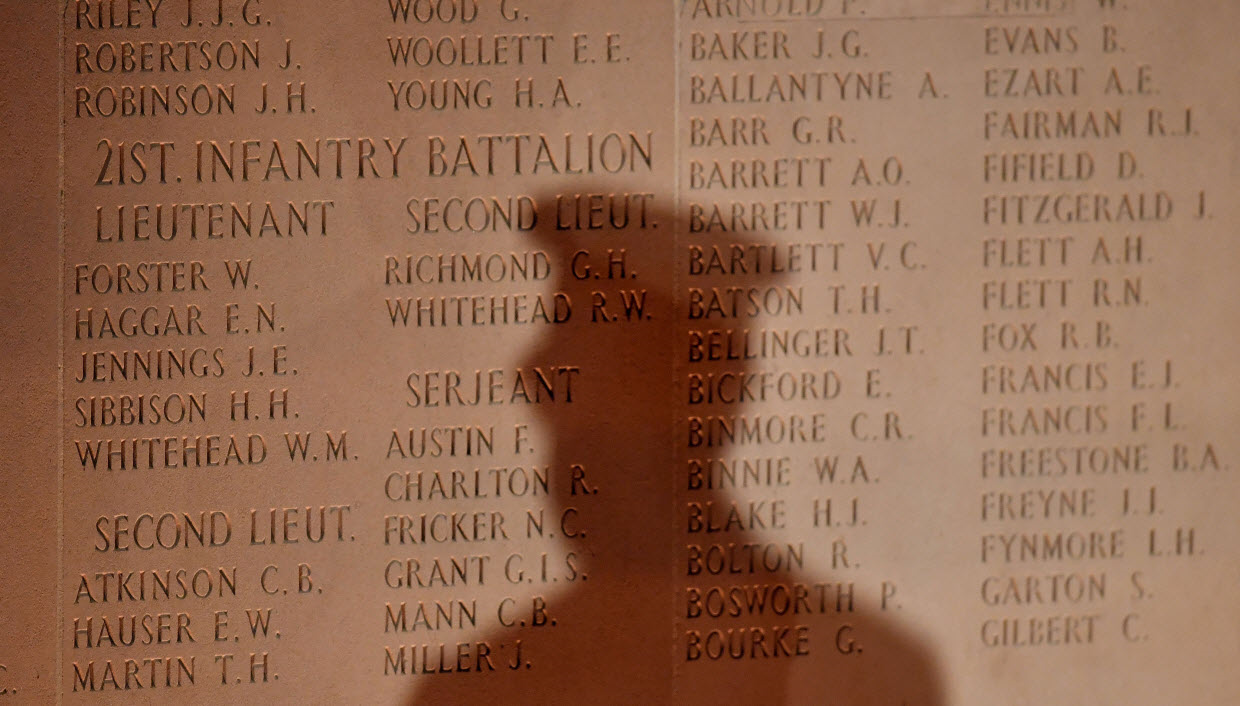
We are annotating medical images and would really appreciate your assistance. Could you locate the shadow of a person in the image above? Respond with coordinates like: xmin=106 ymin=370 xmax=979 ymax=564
xmin=406 ymin=191 xmax=945 ymax=705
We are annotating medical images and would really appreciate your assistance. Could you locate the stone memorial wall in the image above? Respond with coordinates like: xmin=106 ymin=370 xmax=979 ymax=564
xmin=1 ymin=1 xmax=1238 ymax=703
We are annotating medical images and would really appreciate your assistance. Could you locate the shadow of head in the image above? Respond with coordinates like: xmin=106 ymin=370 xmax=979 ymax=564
xmin=403 ymin=188 xmax=945 ymax=706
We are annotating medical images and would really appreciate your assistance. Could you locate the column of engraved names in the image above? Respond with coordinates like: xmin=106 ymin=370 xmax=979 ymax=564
xmin=375 ymin=0 xmax=671 ymax=693
xmin=65 ymin=0 xmax=356 ymax=696
xmin=677 ymin=1 xmax=926 ymax=687
xmin=975 ymin=1 xmax=1222 ymax=651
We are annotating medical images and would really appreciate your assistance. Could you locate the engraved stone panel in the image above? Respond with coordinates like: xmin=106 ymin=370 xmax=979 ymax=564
xmin=1 ymin=0 xmax=1238 ymax=703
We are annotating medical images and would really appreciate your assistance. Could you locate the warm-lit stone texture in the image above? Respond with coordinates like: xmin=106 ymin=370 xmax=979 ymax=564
xmin=1 ymin=1 xmax=1238 ymax=703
